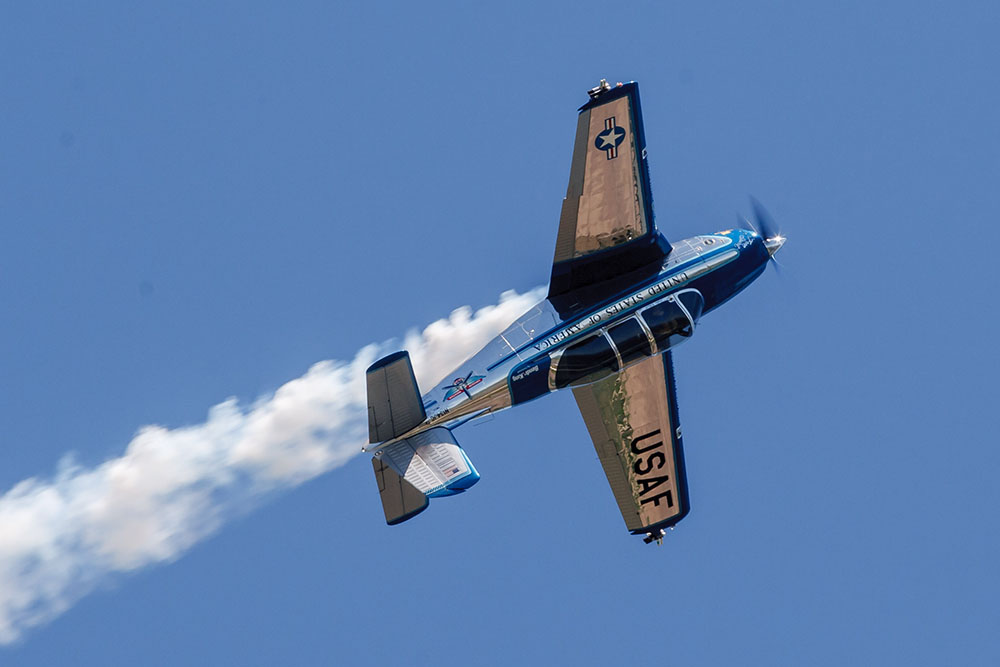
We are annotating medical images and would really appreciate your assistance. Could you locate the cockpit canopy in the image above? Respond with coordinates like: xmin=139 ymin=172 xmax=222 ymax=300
xmin=552 ymin=289 xmax=704 ymax=389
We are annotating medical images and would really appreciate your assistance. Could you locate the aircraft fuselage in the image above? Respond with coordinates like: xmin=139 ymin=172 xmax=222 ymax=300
xmin=366 ymin=227 xmax=772 ymax=452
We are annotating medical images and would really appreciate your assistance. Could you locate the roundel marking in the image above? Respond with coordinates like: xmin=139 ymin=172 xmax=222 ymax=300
xmin=595 ymin=126 xmax=626 ymax=151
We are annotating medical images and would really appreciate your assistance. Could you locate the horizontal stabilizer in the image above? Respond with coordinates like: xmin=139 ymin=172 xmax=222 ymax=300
xmin=371 ymin=427 xmax=480 ymax=526
xmin=367 ymin=351 xmax=426 ymax=443
xmin=372 ymin=456 xmax=429 ymax=525
xmin=378 ymin=427 xmax=480 ymax=498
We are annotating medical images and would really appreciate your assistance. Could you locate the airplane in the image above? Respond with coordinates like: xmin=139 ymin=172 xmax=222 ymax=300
xmin=363 ymin=79 xmax=785 ymax=544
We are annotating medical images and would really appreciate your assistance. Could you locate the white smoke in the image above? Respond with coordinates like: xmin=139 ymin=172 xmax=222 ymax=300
xmin=0 ymin=287 xmax=545 ymax=645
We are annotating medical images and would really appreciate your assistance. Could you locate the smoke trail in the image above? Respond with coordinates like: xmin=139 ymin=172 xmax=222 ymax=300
xmin=0 ymin=287 xmax=545 ymax=644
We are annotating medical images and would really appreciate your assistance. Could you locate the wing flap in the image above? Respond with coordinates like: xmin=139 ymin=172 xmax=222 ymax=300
xmin=573 ymin=352 xmax=689 ymax=535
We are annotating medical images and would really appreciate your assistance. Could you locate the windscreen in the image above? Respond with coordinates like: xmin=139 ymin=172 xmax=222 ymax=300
xmin=554 ymin=334 xmax=619 ymax=389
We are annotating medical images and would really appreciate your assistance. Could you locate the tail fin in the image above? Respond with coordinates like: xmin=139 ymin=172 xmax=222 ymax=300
xmin=366 ymin=351 xmax=426 ymax=444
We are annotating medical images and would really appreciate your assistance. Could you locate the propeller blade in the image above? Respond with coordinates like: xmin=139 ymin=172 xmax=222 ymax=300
xmin=749 ymin=196 xmax=779 ymax=240
xmin=746 ymin=197 xmax=786 ymax=271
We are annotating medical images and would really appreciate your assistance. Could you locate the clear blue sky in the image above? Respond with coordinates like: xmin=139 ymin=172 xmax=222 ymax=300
xmin=2 ymin=1 xmax=998 ymax=664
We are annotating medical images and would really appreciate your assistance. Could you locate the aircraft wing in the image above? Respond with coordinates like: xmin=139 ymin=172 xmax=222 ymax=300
xmin=572 ymin=351 xmax=690 ymax=537
xmin=549 ymin=81 xmax=671 ymax=312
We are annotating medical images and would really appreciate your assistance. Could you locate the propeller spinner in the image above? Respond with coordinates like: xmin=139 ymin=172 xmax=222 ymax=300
xmin=748 ymin=197 xmax=786 ymax=266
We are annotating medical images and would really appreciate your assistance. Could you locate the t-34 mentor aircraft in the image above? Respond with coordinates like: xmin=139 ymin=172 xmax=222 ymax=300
xmin=363 ymin=79 xmax=785 ymax=543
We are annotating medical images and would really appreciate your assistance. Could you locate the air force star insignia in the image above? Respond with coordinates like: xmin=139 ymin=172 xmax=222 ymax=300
xmin=595 ymin=117 xmax=626 ymax=159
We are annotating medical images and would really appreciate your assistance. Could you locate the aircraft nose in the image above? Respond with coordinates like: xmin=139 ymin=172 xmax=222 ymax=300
xmin=764 ymin=235 xmax=785 ymax=257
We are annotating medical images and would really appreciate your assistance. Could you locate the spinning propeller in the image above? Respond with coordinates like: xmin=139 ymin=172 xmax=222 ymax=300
xmin=745 ymin=197 xmax=786 ymax=271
